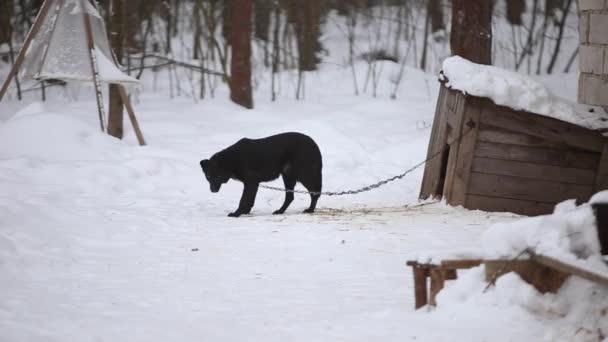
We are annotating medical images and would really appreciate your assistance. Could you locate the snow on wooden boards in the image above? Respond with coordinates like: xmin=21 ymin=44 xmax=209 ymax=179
xmin=420 ymin=86 xmax=608 ymax=216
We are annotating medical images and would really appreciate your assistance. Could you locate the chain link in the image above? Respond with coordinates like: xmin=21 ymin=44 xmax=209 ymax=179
xmin=260 ymin=122 xmax=475 ymax=196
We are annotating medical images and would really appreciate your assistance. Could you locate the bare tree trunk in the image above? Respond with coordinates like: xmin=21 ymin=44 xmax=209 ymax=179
xmin=286 ymin=0 xmax=324 ymax=71
xmin=271 ymin=0 xmax=280 ymax=101
xmin=230 ymin=0 xmax=253 ymax=108
xmin=255 ymin=0 xmax=271 ymax=66
xmin=108 ymin=0 xmax=125 ymax=139
xmin=506 ymin=0 xmax=525 ymax=25
xmin=222 ymin=0 xmax=232 ymax=45
xmin=546 ymin=0 xmax=572 ymax=74
xmin=428 ymin=0 xmax=444 ymax=33
xmin=536 ymin=11 xmax=549 ymax=75
xmin=420 ymin=4 xmax=430 ymax=71
xmin=516 ymin=0 xmax=538 ymax=71
xmin=193 ymin=0 xmax=202 ymax=59
xmin=450 ymin=0 xmax=492 ymax=65
xmin=0 ymin=0 xmax=11 ymax=52
xmin=162 ymin=0 xmax=172 ymax=53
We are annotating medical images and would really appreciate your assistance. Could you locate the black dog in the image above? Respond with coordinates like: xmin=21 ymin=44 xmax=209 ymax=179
xmin=200 ymin=132 xmax=323 ymax=217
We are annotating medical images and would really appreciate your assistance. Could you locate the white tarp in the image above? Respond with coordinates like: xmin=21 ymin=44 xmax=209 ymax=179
xmin=21 ymin=0 xmax=138 ymax=85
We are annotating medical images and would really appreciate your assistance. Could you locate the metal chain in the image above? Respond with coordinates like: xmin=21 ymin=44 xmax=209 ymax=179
xmin=260 ymin=121 xmax=476 ymax=196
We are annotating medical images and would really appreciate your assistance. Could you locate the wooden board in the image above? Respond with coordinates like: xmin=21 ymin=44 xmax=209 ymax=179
xmin=475 ymin=141 xmax=600 ymax=170
xmin=530 ymin=252 xmax=608 ymax=288
xmin=419 ymin=85 xmax=451 ymax=199
xmin=471 ymin=157 xmax=596 ymax=185
xmin=466 ymin=194 xmax=556 ymax=216
xmin=469 ymin=172 xmax=594 ymax=204
xmin=445 ymin=96 xmax=482 ymax=206
xmin=479 ymin=98 xmax=605 ymax=152
xmin=478 ymin=123 xmax=571 ymax=150
xmin=594 ymin=142 xmax=608 ymax=192
xmin=484 ymin=259 xmax=568 ymax=293
xmin=442 ymin=91 xmax=467 ymax=202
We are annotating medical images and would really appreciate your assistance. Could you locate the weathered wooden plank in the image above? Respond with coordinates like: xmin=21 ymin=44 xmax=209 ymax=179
xmin=469 ymin=172 xmax=594 ymax=204
xmin=594 ymin=142 xmax=608 ymax=192
xmin=484 ymin=259 xmax=569 ymax=293
xmin=429 ymin=268 xmax=446 ymax=306
xmin=530 ymin=252 xmax=608 ymax=288
xmin=446 ymin=108 xmax=458 ymax=130
xmin=419 ymin=85 xmax=450 ymax=200
xmin=442 ymin=91 xmax=467 ymax=201
xmin=478 ymin=123 xmax=570 ymax=150
xmin=466 ymin=194 xmax=556 ymax=216
xmin=471 ymin=157 xmax=596 ymax=185
xmin=412 ymin=266 xmax=429 ymax=309
xmin=475 ymin=141 xmax=600 ymax=170
xmin=479 ymin=98 xmax=605 ymax=152
xmin=440 ymin=259 xmax=483 ymax=269
xmin=446 ymin=97 xmax=482 ymax=206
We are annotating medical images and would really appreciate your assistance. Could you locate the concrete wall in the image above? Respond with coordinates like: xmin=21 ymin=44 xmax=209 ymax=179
xmin=579 ymin=0 xmax=608 ymax=106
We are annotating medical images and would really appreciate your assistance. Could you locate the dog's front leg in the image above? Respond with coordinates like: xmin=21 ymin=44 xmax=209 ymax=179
xmin=228 ymin=182 xmax=259 ymax=217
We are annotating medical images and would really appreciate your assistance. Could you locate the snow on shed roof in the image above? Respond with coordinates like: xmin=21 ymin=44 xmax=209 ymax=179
xmin=441 ymin=56 xmax=608 ymax=132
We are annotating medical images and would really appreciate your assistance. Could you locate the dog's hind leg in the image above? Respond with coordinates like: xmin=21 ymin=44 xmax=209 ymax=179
xmin=300 ymin=169 xmax=322 ymax=214
xmin=229 ymin=182 xmax=259 ymax=217
xmin=273 ymin=174 xmax=296 ymax=215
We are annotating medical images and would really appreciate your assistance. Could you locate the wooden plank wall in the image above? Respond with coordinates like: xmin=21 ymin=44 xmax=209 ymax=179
xmin=419 ymin=86 xmax=452 ymax=199
xmin=458 ymin=98 xmax=606 ymax=215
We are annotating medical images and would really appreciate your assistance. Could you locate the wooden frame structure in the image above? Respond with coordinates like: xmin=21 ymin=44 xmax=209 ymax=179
xmin=0 ymin=0 xmax=146 ymax=146
xmin=419 ymin=84 xmax=608 ymax=216
xmin=407 ymin=254 xmax=608 ymax=309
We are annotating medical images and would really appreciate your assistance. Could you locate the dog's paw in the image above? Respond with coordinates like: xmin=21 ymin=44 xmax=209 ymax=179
xmin=227 ymin=212 xmax=241 ymax=218
xmin=272 ymin=209 xmax=285 ymax=215
xmin=303 ymin=208 xmax=315 ymax=214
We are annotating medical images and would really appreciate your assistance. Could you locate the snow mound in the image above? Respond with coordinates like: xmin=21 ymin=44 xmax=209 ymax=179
xmin=482 ymin=196 xmax=604 ymax=266
xmin=0 ymin=112 xmax=122 ymax=161
xmin=426 ymin=194 xmax=608 ymax=341
xmin=441 ymin=56 xmax=608 ymax=131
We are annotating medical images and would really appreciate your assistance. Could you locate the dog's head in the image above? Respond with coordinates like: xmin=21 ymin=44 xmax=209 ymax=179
xmin=200 ymin=158 xmax=230 ymax=193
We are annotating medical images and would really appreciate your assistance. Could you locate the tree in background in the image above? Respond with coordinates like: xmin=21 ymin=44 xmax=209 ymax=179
xmin=107 ymin=0 xmax=125 ymax=139
xmin=450 ymin=0 xmax=492 ymax=65
xmin=285 ymin=0 xmax=325 ymax=71
xmin=230 ymin=0 xmax=253 ymax=108
xmin=506 ymin=0 xmax=525 ymax=26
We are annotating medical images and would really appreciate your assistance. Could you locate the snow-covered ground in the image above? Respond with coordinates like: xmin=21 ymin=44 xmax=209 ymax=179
xmin=1 ymin=49 xmax=606 ymax=341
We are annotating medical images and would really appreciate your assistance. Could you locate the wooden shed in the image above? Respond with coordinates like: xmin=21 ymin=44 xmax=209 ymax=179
xmin=419 ymin=83 xmax=608 ymax=216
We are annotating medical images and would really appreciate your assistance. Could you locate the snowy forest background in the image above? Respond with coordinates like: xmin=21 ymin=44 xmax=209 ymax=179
xmin=0 ymin=0 xmax=580 ymax=107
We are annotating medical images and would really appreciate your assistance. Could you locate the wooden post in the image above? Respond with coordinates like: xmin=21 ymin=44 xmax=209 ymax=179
xmin=429 ymin=268 xmax=446 ymax=306
xmin=117 ymin=85 xmax=146 ymax=146
xmin=412 ymin=265 xmax=429 ymax=309
xmin=81 ymin=0 xmax=106 ymax=132
xmin=0 ymin=0 xmax=54 ymax=101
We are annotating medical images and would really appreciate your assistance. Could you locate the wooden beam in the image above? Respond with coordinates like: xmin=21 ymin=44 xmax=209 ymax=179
xmin=446 ymin=96 xmax=482 ymax=206
xmin=412 ymin=266 xmax=429 ymax=309
xmin=440 ymin=259 xmax=483 ymax=269
xmin=117 ymin=85 xmax=146 ymax=146
xmin=475 ymin=141 xmax=600 ymax=170
xmin=469 ymin=172 xmax=593 ymax=204
xmin=419 ymin=85 xmax=450 ymax=199
xmin=0 ymin=0 xmax=54 ymax=101
xmin=478 ymin=123 xmax=570 ymax=150
xmin=81 ymin=0 xmax=106 ymax=132
xmin=429 ymin=268 xmax=446 ymax=306
xmin=471 ymin=157 xmax=596 ymax=185
xmin=479 ymin=100 xmax=605 ymax=152
xmin=530 ymin=252 xmax=608 ymax=287
xmin=466 ymin=194 xmax=555 ymax=216
xmin=594 ymin=142 xmax=608 ymax=192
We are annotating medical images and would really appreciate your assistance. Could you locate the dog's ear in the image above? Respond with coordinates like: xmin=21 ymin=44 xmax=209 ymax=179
xmin=200 ymin=159 xmax=209 ymax=173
